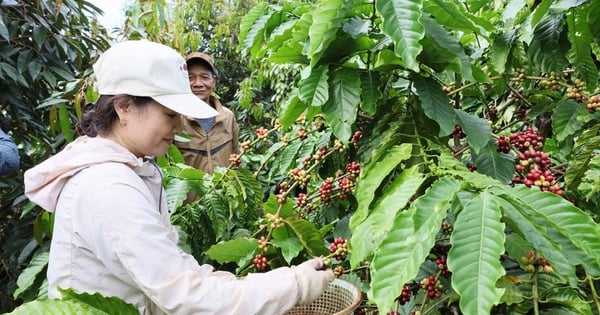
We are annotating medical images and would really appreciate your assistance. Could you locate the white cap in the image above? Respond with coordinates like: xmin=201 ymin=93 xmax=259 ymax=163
xmin=93 ymin=40 xmax=218 ymax=119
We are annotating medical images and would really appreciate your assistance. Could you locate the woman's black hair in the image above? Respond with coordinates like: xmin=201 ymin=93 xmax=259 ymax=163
xmin=78 ymin=95 xmax=153 ymax=137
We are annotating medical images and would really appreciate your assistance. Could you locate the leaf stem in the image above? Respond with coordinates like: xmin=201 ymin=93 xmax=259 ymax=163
xmin=586 ymin=270 xmax=600 ymax=314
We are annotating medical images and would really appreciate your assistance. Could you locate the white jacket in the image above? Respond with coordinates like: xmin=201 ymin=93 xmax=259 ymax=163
xmin=24 ymin=136 xmax=300 ymax=314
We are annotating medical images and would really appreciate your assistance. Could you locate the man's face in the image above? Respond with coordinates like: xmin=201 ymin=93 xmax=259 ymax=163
xmin=187 ymin=63 xmax=216 ymax=103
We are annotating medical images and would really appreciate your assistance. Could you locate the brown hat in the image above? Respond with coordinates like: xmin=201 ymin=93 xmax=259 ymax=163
xmin=185 ymin=52 xmax=216 ymax=74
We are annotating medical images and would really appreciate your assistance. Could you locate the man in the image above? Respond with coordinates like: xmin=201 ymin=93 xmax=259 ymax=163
xmin=175 ymin=52 xmax=240 ymax=173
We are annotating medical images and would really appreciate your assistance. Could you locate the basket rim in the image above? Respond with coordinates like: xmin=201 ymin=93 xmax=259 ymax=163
xmin=330 ymin=278 xmax=362 ymax=315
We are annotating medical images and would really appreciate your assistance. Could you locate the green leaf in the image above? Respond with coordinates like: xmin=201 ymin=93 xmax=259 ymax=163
xmin=307 ymin=0 xmax=350 ymax=66
xmin=550 ymin=0 xmax=587 ymax=13
xmin=14 ymin=246 xmax=49 ymax=299
xmin=206 ymin=238 xmax=258 ymax=265
xmin=269 ymin=141 xmax=302 ymax=180
xmin=528 ymin=14 xmax=570 ymax=73
xmin=350 ymin=166 xmax=426 ymax=267
xmin=272 ymin=236 xmax=303 ymax=264
xmin=238 ymin=3 xmax=270 ymax=57
xmin=58 ymin=104 xmax=73 ymax=142
xmin=359 ymin=70 xmax=382 ymax=116
xmin=278 ymin=91 xmax=307 ymax=129
xmin=0 ymin=16 xmax=9 ymax=41
xmin=497 ymin=194 xmax=576 ymax=283
xmin=205 ymin=193 xmax=229 ymax=240
xmin=564 ymin=125 xmax=600 ymax=190
xmin=350 ymin=143 xmax=413 ymax=229
xmin=370 ymin=177 xmax=460 ymax=312
xmin=448 ymin=190 xmax=506 ymax=315
xmin=368 ymin=208 xmax=416 ymax=313
xmin=552 ymin=100 xmax=583 ymax=143
xmin=509 ymin=185 xmax=600 ymax=276
xmin=454 ymin=109 xmax=492 ymax=154
xmin=266 ymin=19 xmax=296 ymax=52
xmin=489 ymin=30 xmax=516 ymax=74
xmin=269 ymin=14 xmax=311 ymax=64
xmin=566 ymin=7 xmax=598 ymax=90
xmin=543 ymin=286 xmax=593 ymax=314
xmin=165 ymin=178 xmax=190 ymax=212
xmin=419 ymin=14 xmax=475 ymax=82
xmin=7 ymin=289 xmax=139 ymax=315
xmin=59 ymin=288 xmax=139 ymax=315
xmin=423 ymin=0 xmax=492 ymax=36
xmin=589 ymin=0 xmax=600 ymax=45
xmin=285 ymin=217 xmax=328 ymax=257
xmin=471 ymin=141 xmax=516 ymax=184
xmin=322 ymin=67 xmax=360 ymax=141
xmin=376 ymin=0 xmax=424 ymax=72
xmin=579 ymin=155 xmax=600 ymax=200
xmin=298 ymin=65 xmax=329 ymax=106
xmin=412 ymin=74 xmax=456 ymax=136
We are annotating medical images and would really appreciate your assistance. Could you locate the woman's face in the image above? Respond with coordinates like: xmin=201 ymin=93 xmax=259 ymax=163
xmin=114 ymin=99 xmax=182 ymax=158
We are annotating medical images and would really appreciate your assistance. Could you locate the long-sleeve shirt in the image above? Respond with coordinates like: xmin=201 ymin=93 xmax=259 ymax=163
xmin=24 ymin=136 xmax=302 ymax=315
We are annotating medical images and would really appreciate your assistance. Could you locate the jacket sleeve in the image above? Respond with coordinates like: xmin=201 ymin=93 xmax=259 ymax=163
xmin=232 ymin=116 xmax=240 ymax=154
xmin=0 ymin=128 xmax=19 ymax=175
xmin=82 ymin=176 xmax=300 ymax=315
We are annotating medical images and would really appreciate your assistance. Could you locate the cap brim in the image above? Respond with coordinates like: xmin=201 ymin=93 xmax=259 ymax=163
xmin=152 ymin=94 xmax=218 ymax=119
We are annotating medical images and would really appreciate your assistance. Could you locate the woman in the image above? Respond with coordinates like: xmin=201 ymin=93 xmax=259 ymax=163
xmin=24 ymin=40 xmax=333 ymax=315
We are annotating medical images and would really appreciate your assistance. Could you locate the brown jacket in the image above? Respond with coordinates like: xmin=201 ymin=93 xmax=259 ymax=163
xmin=175 ymin=96 xmax=239 ymax=173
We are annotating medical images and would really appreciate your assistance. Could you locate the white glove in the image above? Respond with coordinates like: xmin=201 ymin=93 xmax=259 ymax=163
xmin=292 ymin=257 xmax=335 ymax=305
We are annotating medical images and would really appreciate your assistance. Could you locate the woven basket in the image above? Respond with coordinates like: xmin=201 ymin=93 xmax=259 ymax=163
xmin=284 ymin=278 xmax=362 ymax=315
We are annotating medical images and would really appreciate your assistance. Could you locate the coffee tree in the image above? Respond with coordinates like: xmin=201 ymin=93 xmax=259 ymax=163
xmin=206 ymin=0 xmax=600 ymax=314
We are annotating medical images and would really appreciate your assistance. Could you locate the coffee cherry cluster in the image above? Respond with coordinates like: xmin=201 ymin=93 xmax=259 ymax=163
xmin=296 ymin=193 xmax=308 ymax=208
xmin=396 ymin=284 xmax=413 ymax=305
xmin=540 ymin=71 xmax=560 ymax=91
xmin=240 ymin=140 xmax=251 ymax=152
xmin=495 ymin=135 xmax=511 ymax=153
xmin=297 ymin=127 xmax=308 ymax=140
xmin=258 ymin=236 xmax=269 ymax=252
xmin=338 ymin=177 xmax=355 ymax=200
xmin=420 ymin=275 xmax=442 ymax=299
xmin=289 ymin=167 xmax=311 ymax=188
xmin=509 ymin=128 xmax=544 ymax=152
xmin=346 ymin=161 xmax=360 ymax=177
xmin=441 ymin=220 xmax=453 ymax=234
xmin=276 ymin=182 xmax=288 ymax=204
xmin=511 ymin=68 xmax=527 ymax=84
xmin=487 ymin=106 xmax=498 ymax=121
xmin=586 ymin=96 xmax=600 ymax=113
xmin=252 ymin=254 xmax=268 ymax=271
xmin=519 ymin=250 xmax=553 ymax=274
xmin=312 ymin=145 xmax=328 ymax=163
xmin=265 ymin=212 xmax=284 ymax=229
xmin=329 ymin=237 xmax=349 ymax=261
xmin=255 ymin=127 xmax=269 ymax=139
xmin=351 ymin=130 xmax=363 ymax=146
xmin=452 ymin=125 xmax=466 ymax=139
xmin=436 ymin=255 xmax=450 ymax=277
xmin=333 ymin=265 xmax=344 ymax=277
xmin=566 ymin=78 xmax=585 ymax=103
xmin=510 ymin=128 xmax=563 ymax=195
xmin=228 ymin=153 xmax=241 ymax=168
xmin=319 ymin=177 xmax=334 ymax=204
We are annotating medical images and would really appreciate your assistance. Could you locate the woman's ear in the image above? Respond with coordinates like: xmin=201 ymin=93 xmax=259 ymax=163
xmin=113 ymin=96 xmax=131 ymax=118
